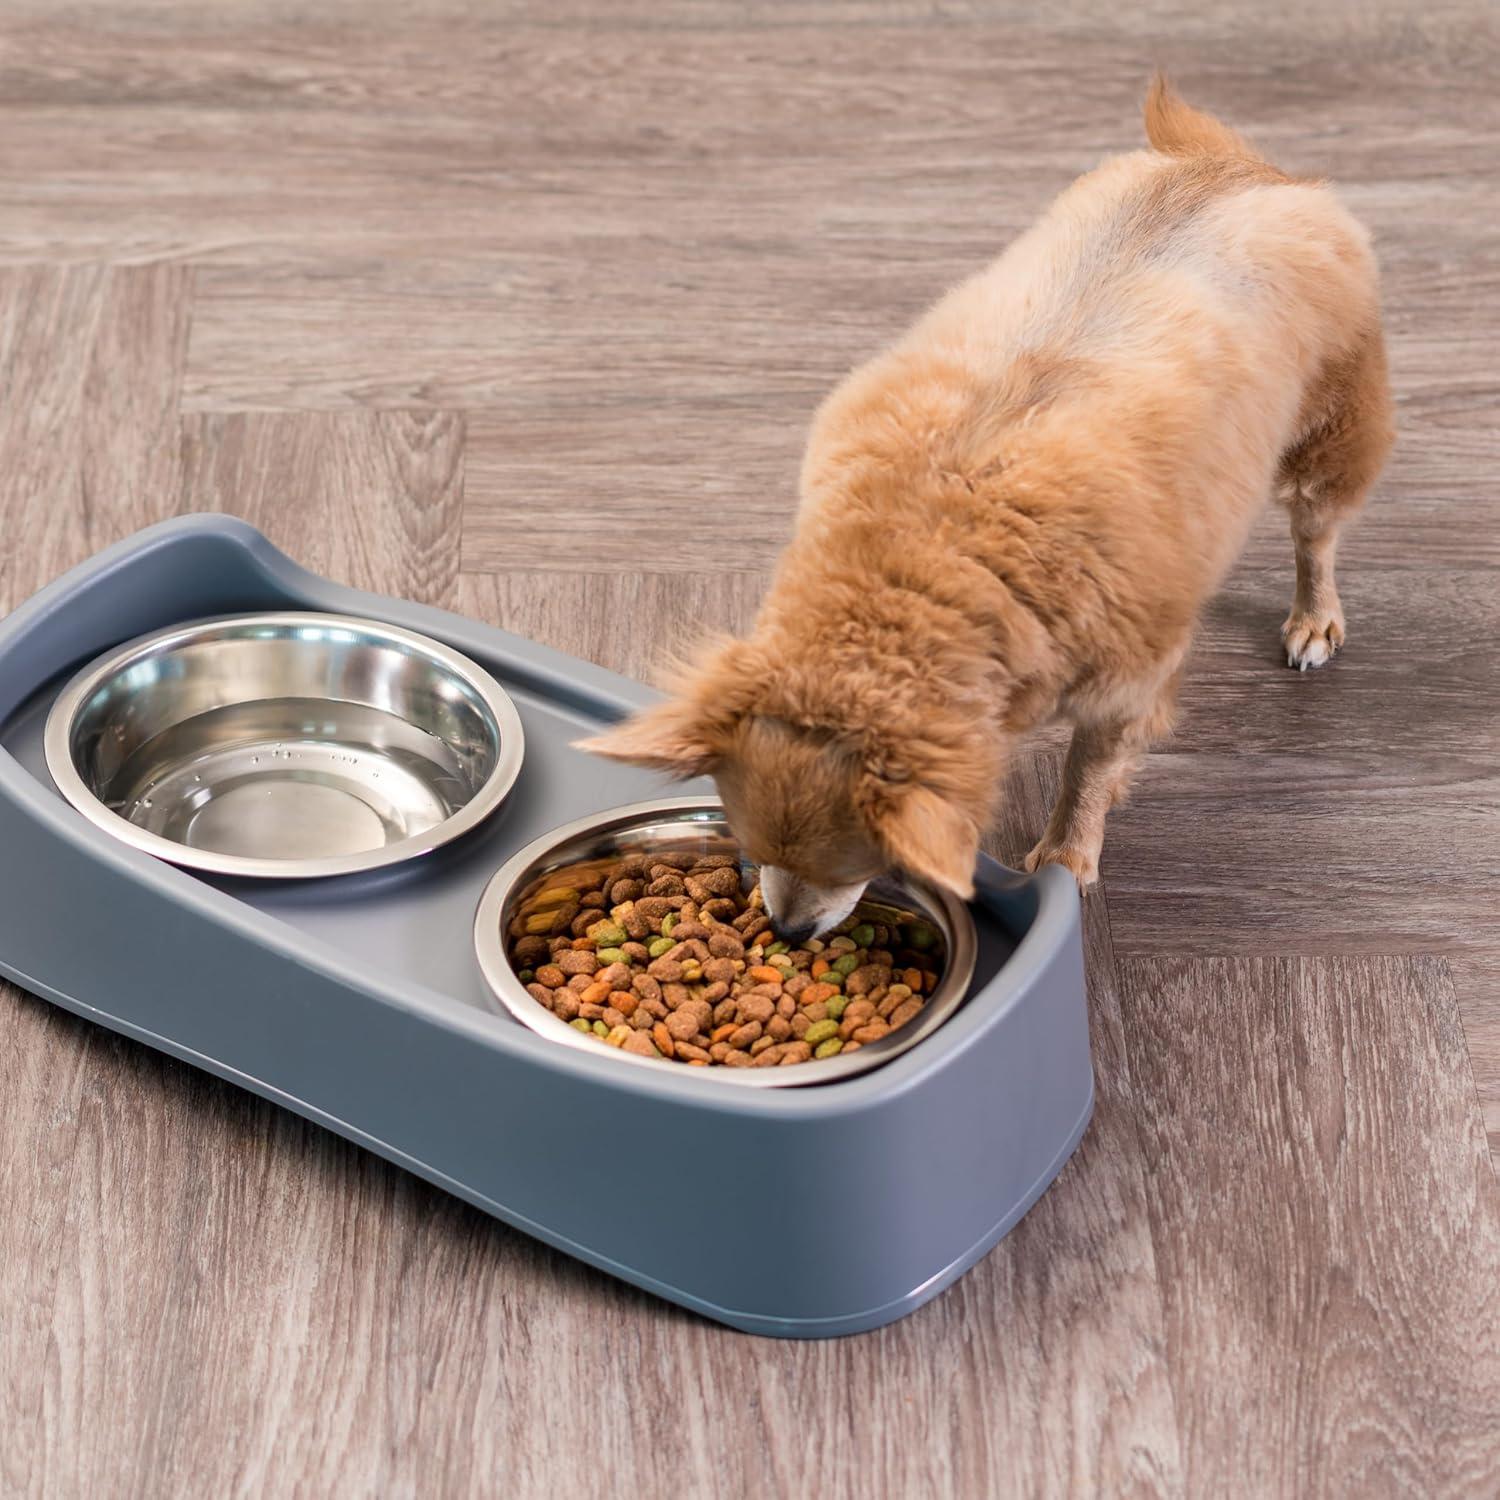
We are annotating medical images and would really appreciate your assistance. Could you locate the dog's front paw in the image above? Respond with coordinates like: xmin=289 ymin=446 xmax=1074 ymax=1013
xmin=1281 ymin=607 xmax=1345 ymax=671
xmin=1023 ymin=837 xmax=1099 ymax=890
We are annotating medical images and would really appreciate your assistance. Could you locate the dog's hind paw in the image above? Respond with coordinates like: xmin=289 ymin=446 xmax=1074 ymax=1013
xmin=1281 ymin=608 xmax=1345 ymax=671
xmin=1023 ymin=837 xmax=1099 ymax=890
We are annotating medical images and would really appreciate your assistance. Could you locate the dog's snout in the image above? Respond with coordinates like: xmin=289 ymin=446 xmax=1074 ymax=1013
xmin=775 ymin=918 xmax=818 ymax=947
xmin=757 ymin=863 xmax=868 ymax=944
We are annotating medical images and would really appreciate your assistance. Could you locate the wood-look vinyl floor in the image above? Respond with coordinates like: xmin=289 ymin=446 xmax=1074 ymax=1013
xmin=2 ymin=4 xmax=1497 ymax=1495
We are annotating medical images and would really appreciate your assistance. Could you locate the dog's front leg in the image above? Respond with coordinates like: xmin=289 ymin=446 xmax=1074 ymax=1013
xmin=1022 ymin=723 xmax=1138 ymax=888
xmin=1023 ymin=663 xmax=1182 ymax=888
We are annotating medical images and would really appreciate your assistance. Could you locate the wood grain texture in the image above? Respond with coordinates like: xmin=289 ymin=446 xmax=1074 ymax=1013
xmin=0 ymin=1005 xmax=97 ymax=1500
xmin=0 ymin=264 xmax=190 ymax=612
xmin=179 ymin=412 xmax=466 ymax=607
xmin=461 ymin=405 xmax=806 ymax=574
xmin=980 ymin=753 xmax=1184 ymax=1498
xmin=1117 ymin=955 xmax=1500 ymax=1498
xmin=456 ymin=570 xmax=772 ymax=679
xmin=0 ymin=258 xmax=192 ymax=1498
xmin=1099 ymin=550 xmax=1500 ymax=1155
xmin=1101 ymin=557 xmax=1498 ymax=955
xmin=2 ymin=0 xmax=1499 ymax=1494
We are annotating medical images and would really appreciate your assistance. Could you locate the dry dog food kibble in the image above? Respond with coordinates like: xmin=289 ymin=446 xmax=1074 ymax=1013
xmin=506 ymin=848 xmax=945 ymax=1072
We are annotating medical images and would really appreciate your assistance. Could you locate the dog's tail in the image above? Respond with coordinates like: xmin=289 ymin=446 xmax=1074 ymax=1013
xmin=1144 ymin=73 xmax=1262 ymax=160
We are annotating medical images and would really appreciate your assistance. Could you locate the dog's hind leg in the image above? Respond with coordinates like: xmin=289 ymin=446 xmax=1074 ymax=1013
xmin=1276 ymin=329 xmax=1394 ymax=670
xmin=1024 ymin=665 xmax=1183 ymax=888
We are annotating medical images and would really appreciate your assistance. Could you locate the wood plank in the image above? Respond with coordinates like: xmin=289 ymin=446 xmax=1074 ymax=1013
xmin=1102 ymin=775 xmax=1500 ymax=1163
xmin=1099 ymin=558 xmax=1500 ymax=1157
xmin=1116 ymin=955 xmax=1500 ymax=1498
xmin=1 ymin=261 xmax=190 ymax=1499
xmin=178 ymin=411 xmax=466 ymax=607
xmin=1160 ymin=562 xmax=1499 ymax=759
xmin=0 ymin=264 xmax=192 ymax=616
xmin=1457 ymin=952 xmax=1500 ymax=1156
xmin=1 ymin=7 xmax=1496 ymax=269
xmin=460 ymin=403 xmax=805 ymax=574
xmin=0 ymin=266 xmax=104 ymax=615
xmin=41 ymin=1031 xmax=398 ymax=1497
xmin=0 ymin=998 xmax=98 ymax=1500
xmin=972 ymin=752 xmax=1184 ymax=1498
xmin=456 ymin=570 xmax=771 ymax=677
xmin=183 ymin=249 xmax=905 ymax=414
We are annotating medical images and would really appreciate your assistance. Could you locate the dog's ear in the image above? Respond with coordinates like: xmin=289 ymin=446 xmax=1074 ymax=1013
xmin=575 ymin=697 xmax=721 ymax=777
xmin=578 ymin=634 xmax=763 ymax=776
xmin=866 ymin=783 xmax=979 ymax=899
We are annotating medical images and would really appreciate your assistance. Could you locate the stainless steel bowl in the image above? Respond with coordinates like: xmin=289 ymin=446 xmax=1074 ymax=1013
xmin=45 ymin=612 xmax=524 ymax=879
xmin=473 ymin=798 xmax=978 ymax=1088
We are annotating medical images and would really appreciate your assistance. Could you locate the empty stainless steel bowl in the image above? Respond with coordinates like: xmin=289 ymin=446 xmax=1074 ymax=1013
xmin=45 ymin=612 xmax=524 ymax=879
xmin=473 ymin=798 xmax=978 ymax=1087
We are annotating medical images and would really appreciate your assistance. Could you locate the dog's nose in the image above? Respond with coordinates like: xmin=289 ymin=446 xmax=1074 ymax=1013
xmin=774 ymin=919 xmax=817 ymax=947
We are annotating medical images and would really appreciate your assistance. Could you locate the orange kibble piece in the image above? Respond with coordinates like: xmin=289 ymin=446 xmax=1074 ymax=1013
xmin=652 ymin=1022 xmax=675 ymax=1058
xmin=902 ymin=968 xmax=923 ymax=991
xmin=747 ymin=965 xmax=783 ymax=986
xmin=579 ymin=980 xmax=611 ymax=1006
xmin=810 ymin=958 xmax=830 ymax=979
xmin=710 ymin=1022 xmax=739 ymax=1044
xmin=610 ymin=991 xmax=639 ymax=1017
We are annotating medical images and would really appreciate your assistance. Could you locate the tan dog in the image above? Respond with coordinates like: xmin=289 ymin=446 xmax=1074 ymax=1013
xmin=582 ymin=78 xmax=1393 ymax=937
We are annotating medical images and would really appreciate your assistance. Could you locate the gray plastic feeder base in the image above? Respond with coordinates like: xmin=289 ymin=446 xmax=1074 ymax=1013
xmin=0 ymin=517 xmax=1092 ymax=1337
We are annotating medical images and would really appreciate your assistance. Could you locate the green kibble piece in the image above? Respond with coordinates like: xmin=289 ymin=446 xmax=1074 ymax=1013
xmin=804 ymin=1018 xmax=839 ymax=1046
xmin=825 ymin=994 xmax=849 ymax=1021
xmin=822 ymin=971 xmax=843 ymax=989
xmin=832 ymin=953 xmax=860 ymax=977
xmin=591 ymin=1019 xmax=610 ymax=1038
xmin=906 ymin=923 xmax=938 ymax=951
xmin=648 ymin=936 xmax=675 ymax=959
xmin=587 ymin=920 xmax=627 ymax=946
xmin=814 ymin=1037 xmax=844 ymax=1060
xmin=828 ymin=936 xmax=858 ymax=953
xmin=570 ymin=1018 xmax=592 ymax=1033
xmin=850 ymin=923 xmax=876 ymax=949
xmin=763 ymin=940 xmax=788 ymax=957
xmin=517 ymin=968 xmax=535 ymax=984
xmin=661 ymin=913 xmax=678 ymax=937
xmin=595 ymin=947 xmax=627 ymax=965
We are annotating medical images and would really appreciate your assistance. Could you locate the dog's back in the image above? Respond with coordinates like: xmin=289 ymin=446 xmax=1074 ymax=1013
xmin=802 ymin=79 xmax=1383 ymax=598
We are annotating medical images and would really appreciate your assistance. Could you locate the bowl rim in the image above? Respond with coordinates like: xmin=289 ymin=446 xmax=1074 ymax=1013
xmin=42 ymin=610 xmax=526 ymax=880
xmin=472 ymin=796 xmax=979 ymax=1089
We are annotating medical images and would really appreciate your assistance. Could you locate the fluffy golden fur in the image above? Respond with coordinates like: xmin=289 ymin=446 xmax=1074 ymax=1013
xmin=583 ymin=78 xmax=1394 ymax=925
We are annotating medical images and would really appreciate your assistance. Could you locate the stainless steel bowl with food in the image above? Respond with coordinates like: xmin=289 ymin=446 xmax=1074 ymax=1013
xmin=473 ymin=798 xmax=977 ymax=1087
